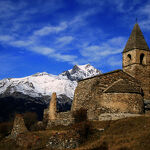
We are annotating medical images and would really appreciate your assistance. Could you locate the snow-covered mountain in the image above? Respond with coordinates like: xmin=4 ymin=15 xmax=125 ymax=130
xmin=0 ymin=64 xmax=101 ymax=100
xmin=59 ymin=64 xmax=100 ymax=81
xmin=0 ymin=64 xmax=101 ymax=121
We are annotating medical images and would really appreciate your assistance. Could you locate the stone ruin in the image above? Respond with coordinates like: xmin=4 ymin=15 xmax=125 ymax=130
xmin=45 ymin=92 xmax=74 ymax=128
xmin=10 ymin=114 xmax=40 ymax=148
xmin=10 ymin=114 xmax=28 ymax=139
xmin=9 ymin=95 xmax=78 ymax=149
xmin=48 ymin=92 xmax=57 ymax=121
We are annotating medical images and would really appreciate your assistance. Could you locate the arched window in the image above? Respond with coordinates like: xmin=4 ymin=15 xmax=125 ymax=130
xmin=140 ymin=53 xmax=145 ymax=64
xmin=127 ymin=54 xmax=131 ymax=60
xmin=127 ymin=54 xmax=131 ymax=64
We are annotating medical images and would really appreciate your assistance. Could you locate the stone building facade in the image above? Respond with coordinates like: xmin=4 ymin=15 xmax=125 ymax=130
xmin=122 ymin=23 xmax=150 ymax=100
xmin=71 ymin=70 xmax=144 ymax=120
xmin=71 ymin=23 xmax=150 ymax=120
xmin=45 ymin=23 xmax=149 ymax=123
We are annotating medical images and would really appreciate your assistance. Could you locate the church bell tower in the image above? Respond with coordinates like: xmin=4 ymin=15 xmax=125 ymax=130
xmin=122 ymin=23 xmax=150 ymax=100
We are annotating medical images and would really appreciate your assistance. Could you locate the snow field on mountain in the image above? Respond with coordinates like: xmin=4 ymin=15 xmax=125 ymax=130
xmin=0 ymin=64 xmax=101 ymax=99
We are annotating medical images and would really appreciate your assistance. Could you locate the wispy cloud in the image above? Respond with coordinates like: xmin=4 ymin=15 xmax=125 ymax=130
xmin=30 ymin=46 xmax=54 ymax=55
xmin=80 ymin=36 xmax=126 ymax=62
xmin=30 ymin=46 xmax=77 ymax=63
xmin=136 ymin=4 xmax=150 ymax=30
xmin=0 ymin=35 xmax=14 ymax=42
xmin=33 ymin=22 xmax=68 ymax=36
xmin=107 ymin=56 xmax=122 ymax=67
xmin=10 ymin=40 xmax=33 ymax=47
xmin=0 ymin=0 xmax=147 ymax=76
xmin=76 ymin=0 xmax=141 ymax=13
xmin=56 ymin=36 xmax=74 ymax=45
xmin=52 ymin=53 xmax=77 ymax=63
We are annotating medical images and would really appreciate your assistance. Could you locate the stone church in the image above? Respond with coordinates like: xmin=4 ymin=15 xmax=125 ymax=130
xmin=71 ymin=23 xmax=150 ymax=120
xmin=45 ymin=23 xmax=150 ymax=126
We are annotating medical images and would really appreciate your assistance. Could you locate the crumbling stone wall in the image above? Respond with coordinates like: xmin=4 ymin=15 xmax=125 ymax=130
xmin=11 ymin=114 xmax=28 ymax=139
xmin=48 ymin=92 xmax=57 ymax=120
xmin=46 ymin=92 xmax=74 ymax=128
xmin=46 ymin=111 xmax=74 ymax=128
xmin=56 ymin=111 xmax=74 ymax=126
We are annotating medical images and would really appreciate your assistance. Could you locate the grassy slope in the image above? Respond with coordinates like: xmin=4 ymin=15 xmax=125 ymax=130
xmin=0 ymin=115 xmax=150 ymax=150
xmin=76 ymin=115 xmax=150 ymax=150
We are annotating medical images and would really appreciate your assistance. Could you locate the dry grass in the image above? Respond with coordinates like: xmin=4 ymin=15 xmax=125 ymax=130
xmin=0 ymin=115 xmax=150 ymax=150
xmin=76 ymin=115 xmax=150 ymax=150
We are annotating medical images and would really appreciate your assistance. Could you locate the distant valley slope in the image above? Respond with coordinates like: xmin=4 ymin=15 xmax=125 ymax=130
xmin=0 ymin=64 xmax=101 ymax=122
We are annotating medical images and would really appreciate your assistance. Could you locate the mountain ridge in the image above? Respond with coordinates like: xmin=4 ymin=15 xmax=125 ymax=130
xmin=0 ymin=64 xmax=101 ymax=99
xmin=0 ymin=64 xmax=101 ymax=122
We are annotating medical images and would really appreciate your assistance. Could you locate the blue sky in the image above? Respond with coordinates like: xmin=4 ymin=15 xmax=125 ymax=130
xmin=0 ymin=0 xmax=150 ymax=79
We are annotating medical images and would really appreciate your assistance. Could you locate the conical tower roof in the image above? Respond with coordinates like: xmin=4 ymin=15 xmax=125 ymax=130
xmin=123 ymin=23 xmax=149 ymax=53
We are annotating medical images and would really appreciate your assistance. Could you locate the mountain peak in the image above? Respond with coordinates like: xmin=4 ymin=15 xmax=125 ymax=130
xmin=0 ymin=64 xmax=101 ymax=99
xmin=59 ymin=64 xmax=101 ymax=81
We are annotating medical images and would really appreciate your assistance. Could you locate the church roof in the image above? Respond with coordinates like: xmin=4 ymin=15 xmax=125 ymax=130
xmin=103 ymin=79 xmax=141 ymax=94
xmin=79 ymin=69 xmax=139 ymax=84
xmin=123 ymin=23 xmax=149 ymax=53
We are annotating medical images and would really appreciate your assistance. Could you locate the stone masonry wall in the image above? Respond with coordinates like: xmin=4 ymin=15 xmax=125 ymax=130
xmin=48 ymin=92 xmax=57 ymax=120
xmin=56 ymin=111 xmax=74 ymax=126
xmin=45 ymin=92 xmax=74 ymax=128
xmin=72 ymin=70 xmax=142 ymax=120
xmin=123 ymin=64 xmax=150 ymax=100
xmin=101 ymin=93 xmax=144 ymax=114
xmin=46 ymin=111 xmax=74 ymax=127
xmin=123 ymin=49 xmax=150 ymax=100
xmin=11 ymin=114 xmax=28 ymax=139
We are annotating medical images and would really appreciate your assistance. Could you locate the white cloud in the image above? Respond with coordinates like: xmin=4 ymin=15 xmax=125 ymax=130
xmin=136 ymin=4 xmax=150 ymax=30
xmin=30 ymin=46 xmax=54 ymax=55
xmin=56 ymin=36 xmax=74 ymax=45
xmin=10 ymin=40 xmax=33 ymax=47
xmin=0 ymin=0 xmax=27 ymax=19
xmin=52 ymin=53 xmax=77 ymax=62
xmin=107 ymin=57 xmax=122 ymax=66
xmin=138 ymin=4 xmax=150 ymax=16
xmin=30 ymin=46 xmax=77 ymax=63
xmin=107 ymin=37 xmax=127 ymax=47
xmin=80 ymin=36 xmax=126 ymax=63
xmin=0 ymin=35 xmax=14 ymax=42
xmin=33 ymin=22 xmax=68 ymax=36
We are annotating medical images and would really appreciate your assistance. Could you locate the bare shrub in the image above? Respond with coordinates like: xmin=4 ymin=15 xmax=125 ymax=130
xmin=0 ymin=122 xmax=13 ymax=139
xmin=71 ymin=108 xmax=93 ymax=143
xmin=23 ymin=112 xmax=38 ymax=131
xmin=74 ymin=121 xmax=92 ymax=140
xmin=72 ymin=108 xmax=87 ymax=123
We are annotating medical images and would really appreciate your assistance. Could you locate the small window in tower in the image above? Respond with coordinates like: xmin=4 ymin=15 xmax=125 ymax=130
xmin=127 ymin=54 xmax=131 ymax=64
xmin=140 ymin=53 xmax=145 ymax=64
xmin=127 ymin=54 xmax=131 ymax=60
